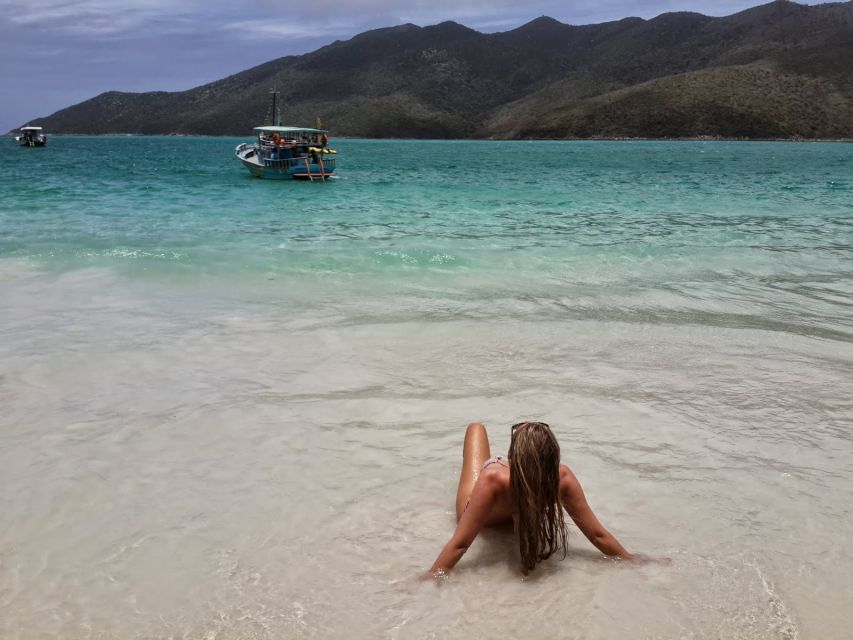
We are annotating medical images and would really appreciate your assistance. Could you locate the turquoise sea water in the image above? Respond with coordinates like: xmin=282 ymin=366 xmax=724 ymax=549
xmin=1 ymin=137 xmax=852 ymax=639
xmin=3 ymin=137 xmax=851 ymax=276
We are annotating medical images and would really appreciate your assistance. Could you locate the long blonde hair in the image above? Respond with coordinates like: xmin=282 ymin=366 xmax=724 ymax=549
xmin=508 ymin=421 xmax=569 ymax=574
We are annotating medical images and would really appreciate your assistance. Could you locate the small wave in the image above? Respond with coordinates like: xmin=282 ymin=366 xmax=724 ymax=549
xmin=80 ymin=248 xmax=189 ymax=261
xmin=429 ymin=253 xmax=457 ymax=265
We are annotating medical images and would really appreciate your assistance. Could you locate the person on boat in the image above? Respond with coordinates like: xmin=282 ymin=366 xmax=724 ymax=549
xmin=428 ymin=421 xmax=635 ymax=577
xmin=320 ymin=133 xmax=329 ymax=147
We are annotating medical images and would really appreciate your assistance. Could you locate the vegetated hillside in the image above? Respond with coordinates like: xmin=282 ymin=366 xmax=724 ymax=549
xmin=491 ymin=65 xmax=853 ymax=138
xmin=26 ymin=0 xmax=853 ymax=139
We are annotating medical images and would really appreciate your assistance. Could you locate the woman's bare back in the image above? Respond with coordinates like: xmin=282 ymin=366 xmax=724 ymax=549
xmin=472 ymin=464 xmax=514 ymax=527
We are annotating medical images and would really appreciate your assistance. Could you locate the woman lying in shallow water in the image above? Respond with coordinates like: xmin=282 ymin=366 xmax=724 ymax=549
xmin=429 ymin=421 xmax=635 ymax=577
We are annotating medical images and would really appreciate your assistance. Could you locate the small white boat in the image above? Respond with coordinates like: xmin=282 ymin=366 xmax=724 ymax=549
xmin=16 ymin=126 xmax=47 ymax=147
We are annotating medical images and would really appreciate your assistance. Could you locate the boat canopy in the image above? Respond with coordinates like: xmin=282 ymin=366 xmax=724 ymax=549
xmin=254 ymin=126 xmax=327 ymax=134
xmin=21 ymin=126 xmax=43 ymax=131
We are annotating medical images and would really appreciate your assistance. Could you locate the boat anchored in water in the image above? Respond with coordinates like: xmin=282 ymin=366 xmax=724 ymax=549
xmin=16 ymin=126 xmax=47 ymax=147
xmin=235 ymin=90 xmax=336 ymax=181
xmin=235 ymin=126 xmax=337 ymax=180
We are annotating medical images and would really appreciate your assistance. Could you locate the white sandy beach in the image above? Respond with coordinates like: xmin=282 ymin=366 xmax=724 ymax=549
xmin=2 ymin=261 xmax=851 ymax=639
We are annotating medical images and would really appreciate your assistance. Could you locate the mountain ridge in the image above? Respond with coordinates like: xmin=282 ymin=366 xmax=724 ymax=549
xmin=22 ymin=1 xmax=853 ymax=139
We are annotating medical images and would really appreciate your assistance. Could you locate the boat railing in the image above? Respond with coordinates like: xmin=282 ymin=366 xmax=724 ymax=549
xmin=261 ymin=156 xmax=336 ymax=171
xmin=263 ymin=157 xmax=301 ymax=169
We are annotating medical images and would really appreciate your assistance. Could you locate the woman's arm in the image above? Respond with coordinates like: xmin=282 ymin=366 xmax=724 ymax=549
xmin=559 ymin=465 xmax=632 ymax=559
xmin=428 ymin=471 xmax=500 ymax=575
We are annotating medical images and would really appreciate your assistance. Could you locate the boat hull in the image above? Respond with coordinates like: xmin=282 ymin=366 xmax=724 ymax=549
xmin=16 ymin=137 xmax=46 ymax=147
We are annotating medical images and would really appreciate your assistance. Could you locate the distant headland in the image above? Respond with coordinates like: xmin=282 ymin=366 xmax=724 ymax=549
xmin=19 ymin=1 xmax=853 ymax=140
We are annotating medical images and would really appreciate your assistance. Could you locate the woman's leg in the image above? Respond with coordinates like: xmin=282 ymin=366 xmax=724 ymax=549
xmin=455 ymin=422 xmax=492 ymax=521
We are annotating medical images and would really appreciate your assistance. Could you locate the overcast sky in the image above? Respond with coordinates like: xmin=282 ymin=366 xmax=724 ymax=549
xmin=0 ymin=0 xmax=827 ymax=132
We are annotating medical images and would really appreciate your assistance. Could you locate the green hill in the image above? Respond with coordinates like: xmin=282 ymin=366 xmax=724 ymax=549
xmin=26 ymin=1 xmax=853 ymax=139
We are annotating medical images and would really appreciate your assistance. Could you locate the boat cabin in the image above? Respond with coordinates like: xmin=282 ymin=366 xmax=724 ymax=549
xmin=255 ymin=126 xmax=332 ymax=159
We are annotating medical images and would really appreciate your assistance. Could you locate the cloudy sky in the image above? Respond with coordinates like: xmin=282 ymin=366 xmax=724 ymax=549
xmin=0 ymin=0 xmax=826 ymax=132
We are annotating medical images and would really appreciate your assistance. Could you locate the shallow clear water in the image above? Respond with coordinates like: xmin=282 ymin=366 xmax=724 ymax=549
xmin=1 ymin=137 xmax=852 ymax=639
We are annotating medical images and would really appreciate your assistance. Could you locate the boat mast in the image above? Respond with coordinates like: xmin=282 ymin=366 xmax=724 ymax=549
xmin=269 ymin=89 xmax=281 ymax=127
